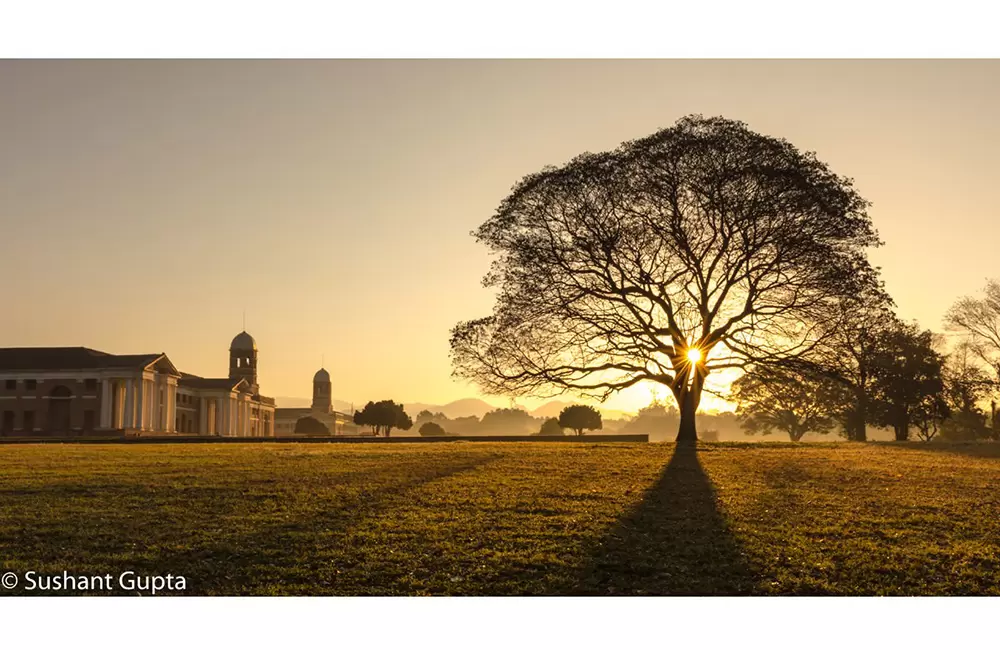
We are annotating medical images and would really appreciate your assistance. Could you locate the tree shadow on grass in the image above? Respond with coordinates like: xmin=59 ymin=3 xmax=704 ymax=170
xmin=570 ymin=443 xmax=755 ymax=595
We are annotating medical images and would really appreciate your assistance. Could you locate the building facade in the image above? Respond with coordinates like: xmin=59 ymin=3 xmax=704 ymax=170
xmin=274 ymin=367 xmax=361 ymax=436
xmin=0 ymin=331 xmax=274 ymax=437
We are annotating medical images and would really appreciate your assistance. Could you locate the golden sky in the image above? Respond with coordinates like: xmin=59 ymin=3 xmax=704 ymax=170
xmin=1 ymin=60 xmax=997 ymax=413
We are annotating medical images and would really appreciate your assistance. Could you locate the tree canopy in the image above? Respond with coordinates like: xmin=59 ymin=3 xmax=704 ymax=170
xmin=558 ymin=405 xmax=603 ymax=436
xmin=869 ymin=323 xmax=947 ymax=441
xmin=945 ymin=279 xmax=1000 ymax=385
xmin=294 ymin=416 xmax=330 ymax=435
xmin=537 ymin=417 xmax=564 ymax=436
xmin=451 ymin=115 xmax=882 ymax=441
xmin=731 ymin=366 xmax=844 ymax=441
xmin=353 ymin=400 xmax=413 ymax=437
xmin=418 ymin=421 xmax=447 ymax=437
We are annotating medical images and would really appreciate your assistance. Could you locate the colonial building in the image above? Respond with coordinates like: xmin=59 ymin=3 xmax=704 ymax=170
xmin=274 ymin=368 xmax=360 ymax=436
xmin=0 ymin=331 xmax=275 ymax=437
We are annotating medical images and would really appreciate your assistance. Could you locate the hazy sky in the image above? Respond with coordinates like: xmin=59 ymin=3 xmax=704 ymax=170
xmin=1 ymin=60 xmax=997 ymax=413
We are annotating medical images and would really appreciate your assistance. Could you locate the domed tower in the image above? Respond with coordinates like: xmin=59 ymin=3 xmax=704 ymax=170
xmin=229 ymin=331 xmax=259 ymax=393
xmin=312 ymin=368 xmax=331 ymax=414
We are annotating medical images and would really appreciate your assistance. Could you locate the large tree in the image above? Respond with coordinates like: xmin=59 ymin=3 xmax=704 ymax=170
xmin=790 ymin=288 xmax=896 ymax=441
xmin=451 ymin=115 xmax=882 ymax=441
xmin=730 ymin=366 xmax=846 ymax=441
xmin=869 ymin=323 xmax=947 ymax=441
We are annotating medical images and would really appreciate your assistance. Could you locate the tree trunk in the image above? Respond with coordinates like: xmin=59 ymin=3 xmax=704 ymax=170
xmin=894 ymin=419 xmax=909 ymax=442
xmin=853 ymin=394 xmax=868 ymax=442
xmin=676 ymin=390 xmax=698 ymax=443
xmin=672 ymin=362 xmax=707 ymax=443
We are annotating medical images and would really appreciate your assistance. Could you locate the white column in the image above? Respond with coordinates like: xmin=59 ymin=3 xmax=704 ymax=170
xmin=124 ymin=379 xmax=135 ymax=429
xmin=231 ymin=399 xmax=238 ymax=436
xmin=112 ymin=381 xmax=120 ymax=428
xmin=149 ymin=376 xmax=158 ymax=431
xmin=99 ymin=379 xmax=112 ymax=428
xmin=199 ymin=398 xmax=208 ymax=434
xmin=165 ymin=382 xmax=176 ymax=433
xmin=215 ymin=398 xmax=224 ymax=436
xmin=118 ymin=381 xmax=126 ymax=428
xmin=221 ymin=397 xmax=231 ymax=437
xmin=136 ymin=378 xmax=147 ymax=430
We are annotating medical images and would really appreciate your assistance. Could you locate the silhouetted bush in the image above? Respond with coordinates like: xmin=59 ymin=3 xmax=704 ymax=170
xmin=419 ymin=422 xmax=447 ymax=437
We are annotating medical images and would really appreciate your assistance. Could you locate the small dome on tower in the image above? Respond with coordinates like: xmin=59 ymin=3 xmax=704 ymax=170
xmin=230 ymin=331 xmax=257 ymax=351
xmin=314 ymin=368 xmax=330 ymax=382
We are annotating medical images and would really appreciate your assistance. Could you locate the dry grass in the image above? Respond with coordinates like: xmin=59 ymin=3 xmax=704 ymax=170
xmin=1 ymin=441 xmax=999 ymax=595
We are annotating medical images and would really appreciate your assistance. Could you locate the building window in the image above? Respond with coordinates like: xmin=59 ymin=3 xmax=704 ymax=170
xmin=4 ymin=379 xmax=15 ymax=390
xmin=85 ymin=378 xmax=97 ymax=391
xmin=23 ymin=411 xmax=35 ymax=431
xmin=1 ymin=411 xmax=13 ymax=433
xmin=25 ymin=379 xmax=37 ymax=390
xmin=83 ymin=410 xmax=95 ymax=430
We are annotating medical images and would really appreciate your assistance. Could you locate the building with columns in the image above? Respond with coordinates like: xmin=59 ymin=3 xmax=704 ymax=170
xmin=274 ymin=367 xmax=361 ymax=436
xmin=0 ymin=331 xmax=275 ymax=437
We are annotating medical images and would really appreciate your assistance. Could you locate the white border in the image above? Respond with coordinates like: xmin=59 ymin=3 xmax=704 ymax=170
xmin=1 ymin=596 xmax=995 ymax=649
xmin=1 ymin=0 xmax=999 ymax=57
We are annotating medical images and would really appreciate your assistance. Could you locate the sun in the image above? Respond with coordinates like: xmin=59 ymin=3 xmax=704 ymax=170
xmin=686 ymin=347 xmax=703 ymax=364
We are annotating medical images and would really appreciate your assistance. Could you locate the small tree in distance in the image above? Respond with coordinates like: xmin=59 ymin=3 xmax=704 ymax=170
xmin=294 ymin=416 xmax=330 ymax=435
xmin=558 ymin=405 xmax=603 ymax=436
xmin=419 ymin=421 xmax=447 ymax=437
xmin=353 ymin=400 xmax=413 ymax=437
xmin=538 ymin=418 xmax=564 ymax=436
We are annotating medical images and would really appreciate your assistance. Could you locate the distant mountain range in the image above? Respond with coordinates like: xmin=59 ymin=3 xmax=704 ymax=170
xmin=274 ymin=396 xmax=633 ymax=421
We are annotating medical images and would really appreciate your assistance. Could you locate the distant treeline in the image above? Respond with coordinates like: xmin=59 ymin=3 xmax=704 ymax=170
xmin=412 ymin=403 xmax=785 ymax=442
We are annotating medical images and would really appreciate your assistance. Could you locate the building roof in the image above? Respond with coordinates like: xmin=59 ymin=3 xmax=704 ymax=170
xmin=0 ymin=347 xmax=177 ymax=374
xmin=313 ymin=367 xmax=330 ymax=382
xmin=179 ymin=373 xmax=275 ymax=405
xmin=275 ymin=407 xmax=313 ymax=416
xmin=230 ymin=331 xmax=257 ymax=351
xmin=179 ymin=372 xmax=245 ymax=391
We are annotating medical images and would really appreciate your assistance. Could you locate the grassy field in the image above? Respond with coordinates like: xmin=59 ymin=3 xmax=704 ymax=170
xmin=2 ymin=441 xmax=1000 ymax=595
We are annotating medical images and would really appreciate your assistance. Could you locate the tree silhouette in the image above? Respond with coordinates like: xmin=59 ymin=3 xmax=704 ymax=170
xmin=537 ymin=417 xmax=564 ymax=436
xmin=294 ymin=416 xmax=330 ymax=435
xmin=939 ymin=342 xmax=993 ymax=441
xmin=451 ymin=115 xmax=882 ymax=442
xmin=731 ymin=366 xmax=845 ymax=441
xmin=790 ymin=288 xmax=896 ymax=441
xmin=418 ymin=421 xmax=447 ymax=437
xmin=558 ymin=405 xmax=603 ymax=436
xmin=353 ymin=400 xmax=413 ymax=437
xmin=869 ymin=323 xmax=947 ymax=441
xmin=945 ymin=279 xmax=1000 ymax=438
xmin=479 ymin=408 xmax=535 ymax=435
